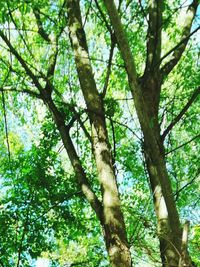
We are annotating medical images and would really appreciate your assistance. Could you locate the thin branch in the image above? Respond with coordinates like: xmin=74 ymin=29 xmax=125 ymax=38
xmin=94 ymin=0 xmax=112 ymax=34
xmin=1 ymin=89 xmax=10 ymax=161
xmin=31 ymin=191 xmax=82 ymax=224
xmin=160 ymin=25 xmax=200 ymax=68
xmin=102 ymin=40 xmax=115 ymax=98
xmin=33 ymin=8 xmax=51 ymax=42
xmin=174 ymin=170 xmax=199 ymax=200
xmin=138 ymin=0 xmax=149 ymax=25
xmin=0 ymin=70 xmax=11 ymax=162
xmin=160 ymin=0 xmax=199 ymax=78
xmin=165 ymin=134 xmax=200 ymax=155
xmin=108 ymin=116 xmax=116 ymax=165
xmin=111 ymin=117 xmax=142 ymax=141
xmin=70 ymin=107 xmax=92 ymax=143
xmin=83 ymin=0 xmax=92 ymax=27
xmin=162 ymin=86 xmax=200 ymax=139
xmin=7 ymin=3 xmax=35 ymax=60
xmin=0 ymin=30 xmax=44 ymax=93
xmin=16 ymin=195 xmax=32 ymax=267
xmin=0 ymin=87 xmax=41 ymax=99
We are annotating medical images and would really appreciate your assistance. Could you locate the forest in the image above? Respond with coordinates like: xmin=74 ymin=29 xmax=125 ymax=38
xmin=0 ymin=0 xmax=199 ymax=266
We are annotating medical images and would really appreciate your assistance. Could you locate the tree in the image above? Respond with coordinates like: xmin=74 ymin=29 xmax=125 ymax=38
xmin=0 ymin=0 xmax=199 ymax=266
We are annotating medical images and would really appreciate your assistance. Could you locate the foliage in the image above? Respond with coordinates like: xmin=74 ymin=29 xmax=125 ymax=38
xmin=0 ymin=0 xmax=199 ymax=266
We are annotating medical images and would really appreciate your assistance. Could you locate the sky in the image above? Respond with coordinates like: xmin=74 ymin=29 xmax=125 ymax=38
xmin=36 ymin=258 xmax=50 ymax=267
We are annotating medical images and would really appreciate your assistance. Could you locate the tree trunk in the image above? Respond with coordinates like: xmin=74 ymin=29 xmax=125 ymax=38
xmin=102 ymin=1 xmax=188 ymax=265
xmin=134 ymin=79 xmax=183 ymax=266
xmin=65 ymin=1 xmax=132 ymax=266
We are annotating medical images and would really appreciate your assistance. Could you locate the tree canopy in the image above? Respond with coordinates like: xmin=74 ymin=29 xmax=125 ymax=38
xmin=0 ymin=0 xmax=199 ymax=266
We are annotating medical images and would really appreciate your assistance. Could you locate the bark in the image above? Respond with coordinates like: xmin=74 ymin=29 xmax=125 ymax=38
xmin=144 ymin=0 xmax=163 ymax=74
xmin=136 ymin=81 xmax=182 ymax=267
xmin=160 ymin=0 xmax=199 ymax=79
xmin=66 ymin=0 xmax=132 ymax=266
xmin=103 ymin=0 xmax=197 ymax=266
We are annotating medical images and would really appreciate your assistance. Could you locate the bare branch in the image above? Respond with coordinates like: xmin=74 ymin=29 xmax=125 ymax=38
xmin=111 ymin=118 xmax=142 ymax=141
xmin=161 ymin=0 xmax=199 ymax=79
xmin=162 ymin=86 xmax=200 ymax=139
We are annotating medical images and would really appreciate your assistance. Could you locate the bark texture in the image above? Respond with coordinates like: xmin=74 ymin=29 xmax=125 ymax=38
xmin=66 ymin=0 xmax=132 ymax=266
xmin=103 ymin=0 xmax=198 ymax=266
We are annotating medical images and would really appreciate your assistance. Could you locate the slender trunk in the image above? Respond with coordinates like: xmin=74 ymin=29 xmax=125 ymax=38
xmin=65 ymin=1 xmax=132 ymax=265
xmin=134 ymin=81 xmax=183 ymax=266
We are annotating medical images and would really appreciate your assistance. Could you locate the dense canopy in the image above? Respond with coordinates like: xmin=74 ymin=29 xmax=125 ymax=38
xmin=0 ymin=0 xmax=199 ymax=266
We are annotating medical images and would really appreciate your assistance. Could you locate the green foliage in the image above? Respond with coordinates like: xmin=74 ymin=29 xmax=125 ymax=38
xmin=0 ymin=0 xmax=199 ymax=266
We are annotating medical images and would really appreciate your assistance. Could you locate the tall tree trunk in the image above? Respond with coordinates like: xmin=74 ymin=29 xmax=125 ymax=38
xmin=65 ymin=1 xmax=132 ymax=266
xmin=135 ymin=79 xmax=182 ymax=266
xmin=103 ymin=0 xmax=197 ymax=265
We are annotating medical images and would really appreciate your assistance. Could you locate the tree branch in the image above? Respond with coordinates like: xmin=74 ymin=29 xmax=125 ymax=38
xmin=16 ymin=195 xmax=32 ymax=267
xmin=165 ymin=134 xmax=200 ymax=155
xmin=7 ymin=4 xmax=35 ymax=60
xmin=0 ymin=30 xmax=44 ymax=92
xmin=144 ymin=0 xmax=163 ymax=74
xmin=162 ymin=86 xmax=200 ymax=139
xmin=94 ymin=0 xmax=112 ymax=35
xmin=0 ymin=87 xmax=41 ymax=99
xmin=0 ymin=29 xmax=103 ymax=223
xmin=160 ymin=0 xmax=199 ymax=79
xmin=159 ymin=26 xmax=200 ymax=68
xmin=174 ymin=170 xmax=199 ymax=201
xmin=33 ymin=8 xmax=51 ymax=42
xmin=103 ymin=0 xmax=138 ymax=92
xmin=44 ymin=95 xmax=104 ymax=223
xmin=102 ymin=39 xmax=115 ymax=98
xmin=1 ymin=92 xmax=10 ymax=160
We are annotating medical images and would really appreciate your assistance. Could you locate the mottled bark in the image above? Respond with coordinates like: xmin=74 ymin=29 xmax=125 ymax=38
xmin=103 ymin=0 xmax=198 ymax=266
xmin=66 ymin=0 xmax=132 ymax=266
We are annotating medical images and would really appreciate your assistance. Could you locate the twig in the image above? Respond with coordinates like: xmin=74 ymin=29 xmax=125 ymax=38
xmin=162 ymin=87 xmax=200 ymax=140
xmin=165 ymin=134 xmax=200 ymax=155
xmin=102 ymin=40 xmax=115 ymax=98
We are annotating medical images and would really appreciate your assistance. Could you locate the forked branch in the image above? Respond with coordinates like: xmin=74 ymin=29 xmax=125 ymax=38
xmin=162 ymin=86 xmax=200 ymax=139
xmin=161 ymin=0 xmax=199 ymax=79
